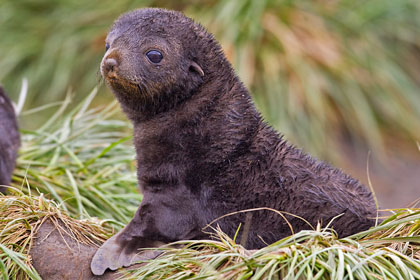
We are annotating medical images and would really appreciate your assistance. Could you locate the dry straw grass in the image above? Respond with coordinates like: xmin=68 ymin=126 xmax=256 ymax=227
xmin=0 ymin=190 xmax=112 ymax=280
xmin=0 ymin=191 xmax=419 ymax=279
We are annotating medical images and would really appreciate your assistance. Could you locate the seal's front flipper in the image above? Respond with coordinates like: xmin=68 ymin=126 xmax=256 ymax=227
xmin=90 ymin=226 xmax=164 ymax=276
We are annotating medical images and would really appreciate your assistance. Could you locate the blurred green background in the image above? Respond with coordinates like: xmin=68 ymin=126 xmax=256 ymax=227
xmin=1 ymin=0 xmax=420 ymax=207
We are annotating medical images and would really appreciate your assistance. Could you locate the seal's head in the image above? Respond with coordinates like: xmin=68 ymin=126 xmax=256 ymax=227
xmin=101 ymin=8 xmax=223 ymax=120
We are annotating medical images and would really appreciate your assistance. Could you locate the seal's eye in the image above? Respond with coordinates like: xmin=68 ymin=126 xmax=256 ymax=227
xmin=146 ymin=50 xmax=163 ymax=63
xmin=105 ymin=43 xmax=110 ymax=51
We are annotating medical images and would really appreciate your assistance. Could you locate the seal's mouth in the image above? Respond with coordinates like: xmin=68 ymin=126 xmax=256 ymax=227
xmin=103 ymin=72 xmax=120 ymax=83
xmin=106 ymin=76 xmax=141 ymax=95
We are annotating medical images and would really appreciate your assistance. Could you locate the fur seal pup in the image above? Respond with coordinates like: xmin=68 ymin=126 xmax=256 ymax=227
xmin=91 ymin=8 xmax=376 ymax=275
xmin=0 ymin=86 xmax=20 ymax=193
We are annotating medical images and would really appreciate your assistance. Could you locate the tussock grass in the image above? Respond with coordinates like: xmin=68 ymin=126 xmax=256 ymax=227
xmin=0 ymin=190 xmax=112 ymax=280
xmin=1 ymin=190 xmax=419 ymax=279
xmin=2 ymin=0 xmax=420 ymax=159
xmin=201 ymin=0 xmax=420 ymax=158
xmin=14 ymin=88 xmax=140 ymax=227
xmin=0 ymin=93 xmax=418 ymax=279
xmin=121 ymin=211 xmax=420 ymax=280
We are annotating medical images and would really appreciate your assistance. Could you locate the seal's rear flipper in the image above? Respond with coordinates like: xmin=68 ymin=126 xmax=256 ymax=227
xmin=90 ymin=226 xmax=164 ymax=276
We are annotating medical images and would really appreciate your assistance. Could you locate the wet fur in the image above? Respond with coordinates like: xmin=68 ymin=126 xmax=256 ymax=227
xmin=91 ymin=8 xmax=376 ymax=275
xmin=0 ymin=87 xmax=20 ymax=193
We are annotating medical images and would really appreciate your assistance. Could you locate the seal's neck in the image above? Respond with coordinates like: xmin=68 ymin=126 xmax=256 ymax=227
xmin=131 ymin=74 xmax=260 ymax=167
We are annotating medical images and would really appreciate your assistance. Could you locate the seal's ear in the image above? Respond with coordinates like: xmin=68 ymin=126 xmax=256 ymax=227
xmin=90 ymin=226 xmax=164 ymax=276
xmin=189 ymin=61 xmax=204 ymax=77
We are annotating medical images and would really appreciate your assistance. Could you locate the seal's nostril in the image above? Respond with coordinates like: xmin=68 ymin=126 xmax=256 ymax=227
xmin=104 ymin=58 xmax=118 ymax=73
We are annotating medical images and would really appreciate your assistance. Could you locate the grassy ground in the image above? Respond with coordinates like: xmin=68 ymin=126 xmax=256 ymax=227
xmin=1 ymin=192 xmax=420 ymax=279
xmin=0 ymin=92 xmax=419 ymax=279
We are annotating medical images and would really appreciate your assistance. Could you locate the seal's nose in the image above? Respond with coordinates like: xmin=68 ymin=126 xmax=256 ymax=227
xmin=103 ymin=57 xmax=118 ymax=74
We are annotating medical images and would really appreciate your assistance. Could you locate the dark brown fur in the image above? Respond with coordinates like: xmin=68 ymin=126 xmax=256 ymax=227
xmin=0 ymin=86 xmax=20 ymax=193
xmin=91 ymin=8 xmax=376 ymax=275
